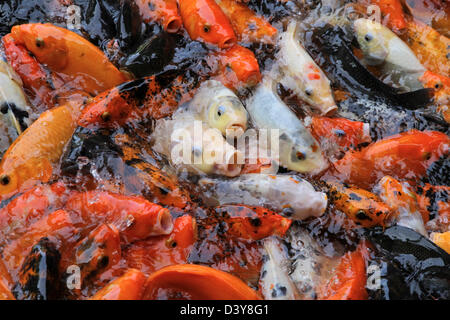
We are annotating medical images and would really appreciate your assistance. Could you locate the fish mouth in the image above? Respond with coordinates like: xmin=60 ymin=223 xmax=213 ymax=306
xmin=226 ymin=124 xmax=245 ymax=137
xmin=215 ymin=150 xmax=243 ymax=177
xmin=219 ymin=37 xmax=237 ymax=49
xmin=321 ymin=104 xmax=338 ymax=116
xmin=155 ymin=208 xmax=174 ymax=235
xmin=165 ymin=17 xmax=182 ymax=33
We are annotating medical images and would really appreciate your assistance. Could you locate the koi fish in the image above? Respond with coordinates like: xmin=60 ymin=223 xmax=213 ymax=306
xmin=187 ymin=80 xmax=248 ymax=137
xmin=2 ymin=209 xmax=78 ymax=278
xmin=10 ymin=23 xmax=127 ymax=96
xmin=78 ymin=74 xmax=199 ymax=129
xmin=354 ymin=18 xmax=427 ymax=91
xmin=90 ymin=269 xmax=147 ymax=300
xmin=2 ymin=34 xmax=58 ymax=110
xmin=327 ymin=181 xmax=392 ymax=228
xmin=369 ymin=0 xmax=407 ymax=31
xmin=209 ymin=45 xmax=262 ymax=90
xmin=402 ymin=19 xmax=450 ymax=77
xmin=419 ymin=71 xmax=450 ymax=123
xmin=415 ymin=184 xmax=449 ymax=232
xmin=178 ymin=0 xmax=237 ymax=48
xmin=0 ymin=104 xmax=79 ymax=201
xmin=0 ymin=182 xmax=68 ymax=246
xmin=64 ymin=191 xmax=174 ymax=243
xmin=259 ymin=237 xmax=300 ymax=300
xmin=199 ymin=174 xmax=328 ymax=221
xmin=135 ymin=0 xmax=182 ymax=33
xmin=333 ymin=130 xmax=450 ymax=189
xmin=213 ymin=205 xmax=292 ymax=241
xmin=287 ymin=225 xmax=337 ymax=300
xmin=430 ymin=232 xmax=450 ymax=254
xmin=123 ymin=215 xmax=197 ymax=275
xmin=278 ymin=21 xmax=337 ymax=115
xmin=69 ymin=224 xmax=121 ymax=285
xmin=308 ymin=117 xmax=371 ymax=157
xmin=152 ymin=115 xmax=243 ymax=177
xmin=246 ymin=78 xmax=328 ymax=174
xmin=376 ymin=176 xmax=427 ymax=236
xmin=12 ymin=237 xmax=61 ymax=300
xmin=143 ymin=264 xmax=261 ymax=299
xmin=215 ymin=0 xmax=277 ymax=43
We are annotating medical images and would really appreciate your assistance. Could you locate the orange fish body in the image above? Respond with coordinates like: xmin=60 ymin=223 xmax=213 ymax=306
xmin=334 ymin=130 xmax=450 ymax=189
xmin=215 ymin=0 xmax=277 ymax=43
xmin=214 ymin=205 xmax=292 ymax=241
xmin=178 ymin=0 xmax=237 ymax=48
xmin=431 ymin=232 xmax=450 ymax=254
xmin=90 ymin=269 xmax=147 ymax=300
xmin=11 ymin=23 xmax=127 ymax=96
xmin=2 ymin=209 xmax=77 ymax=277
xmin=78 ymin=75 xmax=198 ymax=129
xmin=124 ymin=215 xmax=197 ymax=275
xmin=64 ymin=191 xmax=174 ymax=243
xmin=143 ymin=264 xmax=261 ymax=300
xmin=310 ymin=117 xmax=371 ymax=151
xmin=328 ymin=181 xmax=392 ymax=228
xmin=135 ymin=0 xmax=182 ymax=32
xmin=370 ymin=0 xmax=407 ymax=31
xmin=210 ymin=45 xmax=261 ymax=90
xmin=0 ymin=278 xmax=14 ymax=300
xmin=402 ymin=19 xmax=450 ymax=77
xmin=0 ymin=104 xmax=79 ymax=201
xmin=0 ymin=182 xmax=68 ymax=245
xmin=318 ymin=246 xmax=368 ymax=300
xmin=2 ymin=33 xmax=58 ymax=110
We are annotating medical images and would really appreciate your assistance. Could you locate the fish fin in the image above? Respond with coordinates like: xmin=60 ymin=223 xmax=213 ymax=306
xmin=395 ymin=88 xmax=435 ymax=109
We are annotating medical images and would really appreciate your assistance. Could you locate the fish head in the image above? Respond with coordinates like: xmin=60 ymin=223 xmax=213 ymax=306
xmin=279 ymin=133 xmax=328 ymax=174
xmin=206 ymin=96 xmax=248 ymax=137
xmin=11 ymin=24 xmax=68 ymax=71
xmin=302 ymin=76 xmax=338 ymax=116
xmin=354 ymin=19 xmax=389 ymax=66
xmin=0 ymin=169 xmax=19 ymax=200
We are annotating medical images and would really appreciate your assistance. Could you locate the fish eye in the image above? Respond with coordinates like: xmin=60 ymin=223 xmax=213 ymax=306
xmin=296 ymin=152 xmax=306 ymax=160
xmin=364 ymin=34 xmax=373 ymax=42
xmin=217 ymin=105 xmax=226 ymax=117
xmin=305 ymin=88 xmax=313 ymax=96
xmin=435 ymin=83 xmax=442 ymax=89
xmin=0 ymin=174 xmax=10 ymax=186
xmin=35 ymin=38 xmax=45 ymax=48
xmin=203 ymin=24 xmax=211 ymax=33
xmin=101 ymin=111 xmax=111 ymax=122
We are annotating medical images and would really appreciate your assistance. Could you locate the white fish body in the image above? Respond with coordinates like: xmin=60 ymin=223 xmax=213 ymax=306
xmin=152 ymin=114 xmax=243 ymax=177
xmin=188 ymin=80 xmax=248 ymax=137
xmin=199 ymin=174 xmax=328 ymax=220
xmin=278 ymin=21 xmax=337 ymax=115
xmin=246 ymin=78 xmax=328 ymax=174
xmin=259 ymin=237 xmax=300 ymax=300
xmin=288 ymin=225 xmax=337 ymax=299
xmin=354 ymin=18 xmax=426 ymax=90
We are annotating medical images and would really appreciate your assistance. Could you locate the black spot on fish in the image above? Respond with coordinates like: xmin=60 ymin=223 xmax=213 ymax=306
xmin=271 ymin=284 xmax=287 ymax=298
xmin=250 ymin=217 xmax=262 ymax=227
xmin=349 ymin=193 xmax=362 ymax=201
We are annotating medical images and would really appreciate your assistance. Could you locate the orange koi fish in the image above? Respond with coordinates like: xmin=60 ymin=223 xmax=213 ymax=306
xmin=135 ymin=0 xmax=182 ymax=33
xmin=309 ymin=117 xmax=371 ymax=152
xmin=333 ymin=130 xmax=450 ymax=189
xmin=209 ymin=44 xmax=261 ymax=90
xmin=64 ymin=191 xmax=174 ymax=243
xmin=318 ymin=245 xmax=368 ymax=300
xmin=430 ymin=232 xmax=450 ymax=254
xmin=419 ymin=71 xmax=450 ymax=123
xmin=214 ymin=205 xmax=292 ymax=241
xmin=123 ymin=215 xmax=197 ymax=275
xmin=143 ymin=264 xmax=261 ymax=300
xmin=2 ymin=209 xmax=78 ymax=277
xmin=10 ymin=23 xmax=127 ymax=96
xmin=327 ymin=181 xmax=392 ymax=228
xmin=370 ymin=0 xmax=407 ymax=31
xmin=78 ymin=74 xmax=199 ymax=129
xmin=178 ymin=0 xmax=237 ymax=48
xmin=0 ymin=104 xmax=79 ymax=201
xmin=2 ymin=34 xmax=58 ymax=110
xmin=90 ymin=269 xmax=147 ymax=300
xmin=0 ymin=182 xmax=68 ymax=245
xmin=215 ymin=0 xmax=277 ymax=43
